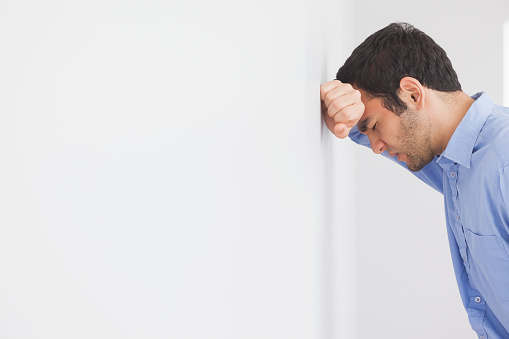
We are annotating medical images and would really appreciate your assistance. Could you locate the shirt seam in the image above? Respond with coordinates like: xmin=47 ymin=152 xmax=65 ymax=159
xmin=497 ymin=164 xmax=509 ymax=217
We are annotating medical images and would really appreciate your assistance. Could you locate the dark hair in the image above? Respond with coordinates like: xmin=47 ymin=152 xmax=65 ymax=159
xmin=336 ymin=22 xmax=461 ymax=115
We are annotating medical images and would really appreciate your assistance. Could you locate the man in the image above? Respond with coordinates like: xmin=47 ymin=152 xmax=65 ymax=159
xmin=320 ymin=22 xmax=509 ymax=338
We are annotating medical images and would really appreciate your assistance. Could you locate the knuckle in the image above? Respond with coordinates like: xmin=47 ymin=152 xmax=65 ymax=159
xmin=325 ymin=91 xmax=337 ymax=103
xmin=341 ymin=106 xmax=353 ymax=120
xmin=329 ymin=108 xmax=339 ymax=119
xmin=356 ymin=102 xmax=365 ymax=115
xmin=324 ymin=91 xmax=332 ymax=103
xmin=333 ymin=113 xmax=342 ymax=123
xmin=343 ymin=83 xmax=353 ymax=91
xmin=330 ymin=100 xmax=342 ymax=114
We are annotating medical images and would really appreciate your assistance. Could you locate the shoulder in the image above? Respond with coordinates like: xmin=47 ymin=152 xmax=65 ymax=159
xmin=477 ymin=104 xmax=509 ymax=168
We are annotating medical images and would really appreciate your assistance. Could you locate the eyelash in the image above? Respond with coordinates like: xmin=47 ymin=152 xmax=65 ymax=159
xmin=373 ymin=123 xmax=377 ymax=131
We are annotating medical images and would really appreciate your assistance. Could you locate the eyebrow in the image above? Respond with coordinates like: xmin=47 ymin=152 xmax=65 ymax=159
xmin=357 ymin=116 xmax=372 ymax=133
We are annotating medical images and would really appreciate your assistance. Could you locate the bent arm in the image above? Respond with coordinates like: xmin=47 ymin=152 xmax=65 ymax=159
xmin=348 ymin=125 xmax=444 ymax=194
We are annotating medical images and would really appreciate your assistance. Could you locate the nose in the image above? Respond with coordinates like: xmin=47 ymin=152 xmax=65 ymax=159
xmin=368 ymin=134 xmax=385 ymax=154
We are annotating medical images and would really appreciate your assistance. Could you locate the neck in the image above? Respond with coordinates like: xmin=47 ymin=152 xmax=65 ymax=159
xmin=431 ymin=91 xmax=475 ymax=155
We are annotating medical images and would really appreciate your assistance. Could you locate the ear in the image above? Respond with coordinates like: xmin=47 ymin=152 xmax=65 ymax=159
xmin=399 ymin=77 xmax=425 ymax=110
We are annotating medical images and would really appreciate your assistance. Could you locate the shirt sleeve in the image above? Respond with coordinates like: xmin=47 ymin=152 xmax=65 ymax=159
xmin=348 ymin=125 xmax=444 ymax=194
xmin=485 ymin=164 xmax=509 ymax=332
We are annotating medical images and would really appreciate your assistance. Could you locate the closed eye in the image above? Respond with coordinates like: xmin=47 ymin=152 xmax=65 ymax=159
xmin=373 ymin=123 xmax=377 ymax=131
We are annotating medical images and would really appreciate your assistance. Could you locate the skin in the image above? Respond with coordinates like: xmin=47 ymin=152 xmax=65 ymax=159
xmin=320 ymin=78 xmax=475 ymax=172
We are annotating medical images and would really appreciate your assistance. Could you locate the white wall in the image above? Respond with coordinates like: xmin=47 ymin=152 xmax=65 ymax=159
xmin=348 ymin=2 xmax=509 ymax=338
xmin=504 ymin=20 xmax=509 ymax=107
xmin=0 ymin=0 xmax=356 ymax=338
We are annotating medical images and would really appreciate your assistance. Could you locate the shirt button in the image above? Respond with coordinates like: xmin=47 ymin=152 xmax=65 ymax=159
xmin=455 ymin=215 xmax=460 ymax=221
xmin=480 ymin=335 xmax=484 ymax=339
xmin=475 ymin=297 xmax=482 ymax=303
xmin=451 ymin=171 xmax=456 ymax=177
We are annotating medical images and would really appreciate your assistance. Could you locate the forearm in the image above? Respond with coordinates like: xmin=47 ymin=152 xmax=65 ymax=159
xmin=348 ymin=125 xmax=444 ymax=194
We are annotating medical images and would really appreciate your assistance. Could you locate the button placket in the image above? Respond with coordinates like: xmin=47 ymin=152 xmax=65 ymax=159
xmin=448 ymin=165 xmax=459 ymax=198
xmin=459 ymin=247 xmax=469 ymax=269
xmin=450 ymin=164 xmax=469 ymax=270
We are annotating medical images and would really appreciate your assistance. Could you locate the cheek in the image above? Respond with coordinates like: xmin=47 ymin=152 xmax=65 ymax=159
xmin=379 ymin=127 xmax=400 ymax=146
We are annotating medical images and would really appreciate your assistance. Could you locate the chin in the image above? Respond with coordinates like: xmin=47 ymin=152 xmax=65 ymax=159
xmin=407 ymin=164 xmax=423 ymax=172
xmin=406 ymin=156 xmax=434 ymax=172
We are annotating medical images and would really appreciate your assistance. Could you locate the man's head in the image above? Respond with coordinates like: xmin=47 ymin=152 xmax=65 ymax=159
xmin=336 ymin=22 xmax=461 ymax=116
xmin=354 ymin=82 xmax=436 ymax=172
xmin=335 ymin=22 xmax=465 ymax=172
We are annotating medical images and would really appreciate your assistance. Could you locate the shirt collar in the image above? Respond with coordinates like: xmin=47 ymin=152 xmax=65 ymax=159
xmin=436 ymin=92 xmax=494 ymax=169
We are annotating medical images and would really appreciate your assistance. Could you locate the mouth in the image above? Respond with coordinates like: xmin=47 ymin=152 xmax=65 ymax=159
xmin=388 ymin=149 xmax=404 ymax=162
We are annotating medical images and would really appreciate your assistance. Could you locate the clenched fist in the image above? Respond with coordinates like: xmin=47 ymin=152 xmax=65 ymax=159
xmin=320 ymin=80 xmax=365 ymax=139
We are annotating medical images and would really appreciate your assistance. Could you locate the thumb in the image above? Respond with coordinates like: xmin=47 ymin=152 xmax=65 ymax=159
xmin=334 ymin=123 xmax=348 ymax=139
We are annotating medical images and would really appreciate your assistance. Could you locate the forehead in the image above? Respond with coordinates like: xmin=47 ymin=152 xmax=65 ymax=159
xmin=356 ymin=89 xmax=387 ymax=130
xmin=356 ymin=88 xmax=385 ymax=109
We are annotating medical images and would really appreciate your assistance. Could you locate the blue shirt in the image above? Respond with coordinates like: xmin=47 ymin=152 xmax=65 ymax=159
xmin=349 ymin=92 xmax=509 ymax=338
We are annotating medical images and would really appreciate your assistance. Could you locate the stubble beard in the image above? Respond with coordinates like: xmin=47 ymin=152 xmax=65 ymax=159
xmin=398 ymin=109 xmax=435 ymax=172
